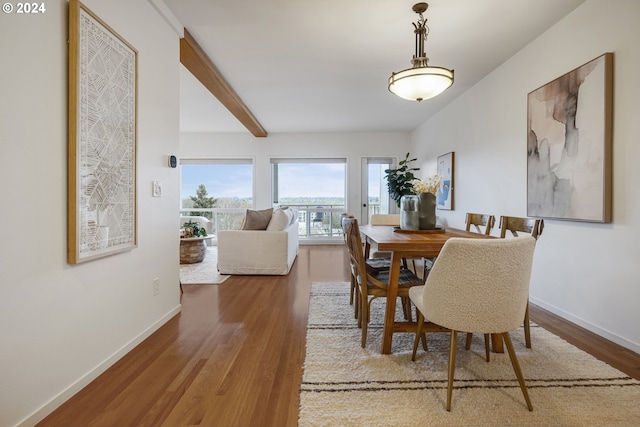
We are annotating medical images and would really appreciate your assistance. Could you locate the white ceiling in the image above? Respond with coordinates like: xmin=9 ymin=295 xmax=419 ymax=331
xmin=163 ymin=0 xmax=585 ymax=135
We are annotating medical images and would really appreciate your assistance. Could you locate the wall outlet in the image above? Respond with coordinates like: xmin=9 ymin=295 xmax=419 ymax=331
xmin=153 ymin=278 xmax=160 ymax=296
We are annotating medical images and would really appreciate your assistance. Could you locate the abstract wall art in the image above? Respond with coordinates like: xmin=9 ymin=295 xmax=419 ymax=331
xmin=437 ymin=152 xmax=454 ymax=210
xmin=68 ymin=0 xmax=138 ymax=263
xmin=527 ymin=53 xmax=613 ymax=223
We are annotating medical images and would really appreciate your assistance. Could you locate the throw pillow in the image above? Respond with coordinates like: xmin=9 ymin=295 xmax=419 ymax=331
xmin=266 ymin=208 xmax=290 ymax=231
xmin=242 ymin=208 xmax=273 ymax=230
xmin=287 ymin=208 xmax=298 ymax=225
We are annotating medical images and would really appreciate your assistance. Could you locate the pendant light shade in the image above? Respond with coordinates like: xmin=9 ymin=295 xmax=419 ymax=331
xmin=388 ymin=3 xmax=454 ymax=102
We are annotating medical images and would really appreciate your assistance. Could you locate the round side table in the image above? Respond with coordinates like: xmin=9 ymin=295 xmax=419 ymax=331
xmin=179 ymin=236 xmax=209 ymax=264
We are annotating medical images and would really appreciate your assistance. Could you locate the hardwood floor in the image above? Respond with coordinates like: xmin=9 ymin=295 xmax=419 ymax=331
xmin=529 ymin=304 xmax=640 ymax=380
xmin=38 ymin=245 xmax=640 ymax=427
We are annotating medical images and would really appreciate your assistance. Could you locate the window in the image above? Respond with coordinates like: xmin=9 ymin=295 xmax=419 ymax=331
xmin=271 ymin=158 xmax=346 ymax=238
xmin=180 ymin=159 xmax=253 ymax=232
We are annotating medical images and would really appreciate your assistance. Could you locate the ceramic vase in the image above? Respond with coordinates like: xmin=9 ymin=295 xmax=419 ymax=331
xmin=400 ymin=195 xmax=419 ymax=230
xmin=418 ymin=192 xmax=437 ymax=230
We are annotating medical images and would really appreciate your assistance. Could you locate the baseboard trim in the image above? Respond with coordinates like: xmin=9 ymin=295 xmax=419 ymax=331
xmin=530 ymin=297 xmax=640 ymax=354
xmin=18 ymin=305 xmax=182 ymax=427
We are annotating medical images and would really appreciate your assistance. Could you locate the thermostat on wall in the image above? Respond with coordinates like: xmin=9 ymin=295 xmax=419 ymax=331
xmin=169 ymin=155 xmax=177 ymax=168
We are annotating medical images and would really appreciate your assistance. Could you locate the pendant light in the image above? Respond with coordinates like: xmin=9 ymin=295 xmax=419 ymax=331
xmin=388 ymin=3 xmax=454 ymax=102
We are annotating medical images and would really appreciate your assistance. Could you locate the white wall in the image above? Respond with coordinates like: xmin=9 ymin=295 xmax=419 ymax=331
xmin=0 ymin=1 xmax=182 ymax=426
xmin=410 ymin=0 xmax=640 ymax=353
xmin=179 ymin=132 xmax=411 ymax=222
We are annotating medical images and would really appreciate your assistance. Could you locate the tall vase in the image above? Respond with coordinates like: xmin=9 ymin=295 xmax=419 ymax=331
xmin=418 ymin=192 xmax=437 ymax=230
xmin=400 ymin=195 xmax=419 ymax=230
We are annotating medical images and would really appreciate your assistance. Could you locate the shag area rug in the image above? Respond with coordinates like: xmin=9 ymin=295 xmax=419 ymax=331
xmin=179 ymin=246 xmax=229 ymax=284
xmin=299 ymin=282 xmax=640 ymax=427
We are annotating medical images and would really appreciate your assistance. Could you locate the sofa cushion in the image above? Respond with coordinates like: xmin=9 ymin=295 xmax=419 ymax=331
xmin=267 ymin=207 xmax=296 ymax=231
xmin=242 ymin=208 xmax=274 ymax=230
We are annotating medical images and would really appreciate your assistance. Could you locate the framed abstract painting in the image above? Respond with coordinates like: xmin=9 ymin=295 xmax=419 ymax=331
xmin=68 ymin=0 xmax=138 ymax=263
xmin=437 ymin=152 xmax=454 ymax=210
xmin=527 ymin=53 xmax=613 ymax=223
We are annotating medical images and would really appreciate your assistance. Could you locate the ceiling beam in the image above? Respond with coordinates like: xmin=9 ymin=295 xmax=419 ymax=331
xmin=180 ymin=28 xmax=267 ymax=137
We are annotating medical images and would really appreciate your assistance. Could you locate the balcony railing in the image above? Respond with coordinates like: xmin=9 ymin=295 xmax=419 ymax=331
xmin=179 ymin=205 xmax=346 ymax=240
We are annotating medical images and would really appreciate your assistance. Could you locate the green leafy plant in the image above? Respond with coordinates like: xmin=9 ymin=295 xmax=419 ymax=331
xmin=384 ymin=153 xmax=420 ymax=207
xmin=181 ymin=220 xmax=208 ymax=237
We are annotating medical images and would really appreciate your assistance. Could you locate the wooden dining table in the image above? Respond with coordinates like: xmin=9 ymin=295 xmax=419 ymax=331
xmin=358 ymin=225 xmax=499 ymax=354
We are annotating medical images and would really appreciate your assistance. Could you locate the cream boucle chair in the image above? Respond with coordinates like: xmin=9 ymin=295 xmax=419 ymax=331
xmin=369 ymin=214 xmax=424 ymax=278
xmin=368 ymin=214 xmax=400 ymax=259
xmin=463 ymin=213 xmax=496 ymax=353
xmin=499 ymin=215 xmax=544 ymax=348
xmin=409 ymin=236 xmax=537 ymax=411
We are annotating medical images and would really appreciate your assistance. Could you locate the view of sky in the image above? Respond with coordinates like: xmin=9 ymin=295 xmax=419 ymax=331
xmin=368 ymin=163 xmax=386 ymax=199
xmin=276 ymin=163 xmax=345 ymax=198
xmin=180 ymin=163 xmax=348 ymax=200
xmin=181 ymin=164 xmax=253 ymax=199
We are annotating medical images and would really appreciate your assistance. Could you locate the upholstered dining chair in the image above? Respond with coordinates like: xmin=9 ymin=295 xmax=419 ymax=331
xmin=369 ymin=213 xmax=401 ymax=225
xmin=343 ymin=217 xmax=424 ymax=347
xmin=410 ymin=236 xmax=537 ymax=411
xmin=463 ymin=213 xmax=496 ymax=353
xmin=499 ymin=215 xmax=544 ymax=348
xmin=368 ymin=214 xmax=400 ymax=259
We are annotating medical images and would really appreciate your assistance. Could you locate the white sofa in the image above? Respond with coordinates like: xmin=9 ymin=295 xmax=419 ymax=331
xmin=217 ymin=208 xmax=299 ymax=275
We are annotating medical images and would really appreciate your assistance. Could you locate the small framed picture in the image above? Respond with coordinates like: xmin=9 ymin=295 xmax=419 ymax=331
xmin=437 ymin=152 xmax=454 ymax=210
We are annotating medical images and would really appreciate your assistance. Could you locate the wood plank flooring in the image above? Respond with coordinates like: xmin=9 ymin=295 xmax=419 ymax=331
xmin=38 ymin=245 xmax=640 ymax=427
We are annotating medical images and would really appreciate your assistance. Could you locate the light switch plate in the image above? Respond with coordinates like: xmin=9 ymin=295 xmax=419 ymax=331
xmin=152 ymin=181 xmax=162 ymax=197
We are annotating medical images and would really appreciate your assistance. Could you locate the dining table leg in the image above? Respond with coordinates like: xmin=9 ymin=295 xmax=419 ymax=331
xmin=382 ymin=252 xmax=403 ymax=354
xmin=491 ymin=333 xmax=504 ymax=353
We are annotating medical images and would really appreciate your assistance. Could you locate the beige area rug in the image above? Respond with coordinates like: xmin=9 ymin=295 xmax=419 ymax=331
xmin=299 ymin=282 xmax=640 ymax=427
xmin=179 ymin=246 xmax=229 ymax=284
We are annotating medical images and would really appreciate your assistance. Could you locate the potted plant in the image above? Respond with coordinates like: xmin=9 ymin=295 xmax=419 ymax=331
xmin=384 ymin=153 xmax=420 ymax=207
xmin=181 ymin=220 xmax=208 ymax=238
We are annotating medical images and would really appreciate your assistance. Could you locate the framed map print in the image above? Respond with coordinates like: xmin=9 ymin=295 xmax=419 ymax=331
xmin=68 ymin=0 xmax=138 ymax=263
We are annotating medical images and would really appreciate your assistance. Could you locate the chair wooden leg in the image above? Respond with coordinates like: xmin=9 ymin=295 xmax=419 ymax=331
xmin=421 ymin=331 xmax=428 ymax=351
xmin=412 ymin=311 xmax=425 ymax=361
xmin=361 ymin=297 xmax=372 ymax=348
xmin=354 ymin=286 xmax=361 ymax=322
xmin=446 ymin=330 xmax=458 ymax=411
xmin=401 ymin=297 xmax=412 ymax=321
xmin=483 ymin=334 xmax=491 ymax=362
xmin=465 ymin=333 xmax=473 ymax=350
xmin=524 ymin=302 xmax=531 ymax=348
xmin=349 ymin=274 xmax=355 ymax=305
xmin=503 ymin=332 xmax=533 ymax=411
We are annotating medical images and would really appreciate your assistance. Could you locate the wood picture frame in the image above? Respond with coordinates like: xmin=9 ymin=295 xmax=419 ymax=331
xmin=437 ymin=152 xmax=454 ymax=210
xmin=527 ymin=53 xmax=613 ymax=223
xmin=68 ymin=0 xmax=138 ymax=263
